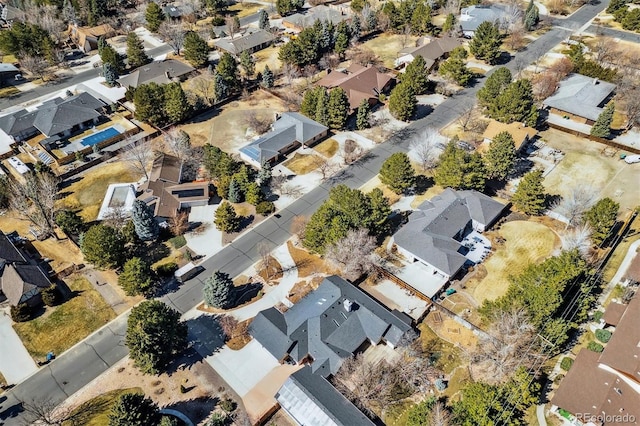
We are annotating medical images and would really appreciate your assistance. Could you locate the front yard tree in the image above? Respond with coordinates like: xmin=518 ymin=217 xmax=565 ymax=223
xmin=132 ymin=200 xmax=159 ymax=241
xmin=217 ymin=52 xmax=240 ymax=91
xmin=439 ymin=46 xmax=473 ymax=87
xmin=524 ymin=0 xmax=540 ymax=31
xmin=489 ymin=79 xmax=539 ymax=126
xmin=512 ymin=170 xmax=547 ymax=215
xmin=328 ymin=87 xmax=350 ymax=130
xmin=315 ymin=89 xmax=329 ymax=127
xmin=585 ymin=197 xmax=619 ymax=244
xmin=214 ymin=72 xmax=228 ymax=102
xmin=118 ymin=257 xmax=155 ymax=296
xmin=164 ymin=82 xmax=190 ymax=123
xmin=133 ymin=82 xmax=166 ymax=125
xmin=203 ymin=271 xmax=235 ymax=309
xmin=183 ymin=31 xmax=208 ymax=68
xmin=103 ymin=63 xmax=118 ymax=86
xmin=401 ymin=55 xmax=430 ymax=95
xmin=258 ymin=9 xmax=270 ymax=29
xmin=145 ymin=2 xmax=165 ymax=32
xmin=590 ymin=102 xmax=615 ymax=138
xmin=469 ymin=21 xmax=502 ymax=64
xmin=356 ymin=99 xmax=371 ymax=130
xmin=126 ymin=32 xmax=150 ymax=69
xmin=434 ymin=141 xmax=486 ymax=190
xmin=227 ymin=178 xmax=242 ymax=203
xmin=301 ymin=86 xmax=322 ymax=118
xmin=261 ymin=65 xmax=274 ymax=88
xmin=81 ymin=224 xmax=126 ymax=268
xmin=477 ymin=67 xmax=512 ymax=109
xmin=9 ymin=171 xmax=58 ymax=237
xmin=126 ymin=300 xmax=188 ymax=375
xmin=380 ymin=153 xmax=415 ymax=194
xmin=367 ymin=188 xmax=391 ymax=234
xmin=99 ymin=44 xmax=125 ymax=74
xmin=389 ymin=82 xmax=417 ymax=121
xmin=442 ymin=13 xmax=455 ymax=33
xmin=109 ymin=393 xmax=161 ymax=426
xmin=484 ymin=131 xmax=516 ymax=181
xmin=240 ymin=50 xmax=256 ymax=78
xmin=214 ymin=201 xmax=241 ymax=232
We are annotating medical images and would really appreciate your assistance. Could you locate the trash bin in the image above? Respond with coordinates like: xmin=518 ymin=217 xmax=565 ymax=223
xmin=46 ymin=351 xmax=55 ymax=362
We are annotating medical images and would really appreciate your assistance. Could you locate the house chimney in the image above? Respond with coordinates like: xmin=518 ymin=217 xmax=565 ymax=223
xmin=343 ymin=299 xmax=353 ymax=312
xmin=165 ymin=71 xmax=171 ymax=79
xmin=593 ymin=78 xmax=599 ymax=85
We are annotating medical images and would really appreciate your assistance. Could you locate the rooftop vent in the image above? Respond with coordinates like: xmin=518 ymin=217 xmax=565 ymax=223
xmin=344 ymin=299 xmax=354 ymax=312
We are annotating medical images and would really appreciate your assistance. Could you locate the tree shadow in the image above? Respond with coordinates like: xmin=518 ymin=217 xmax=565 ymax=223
xmin=234 ymin=282 xmax=263 ymax=306
xmin=415 ymin=104 xmax=434 ymax=120
xmin=162 ymin=396 xmax=219 ymax=426
xmin=63 ymin=394 xmax=113 ymax=426
xmin=186 ymin=107 xmax=221 ymax=124
xmin=58 ymin=175 xmax=83 ymax=190
xmin=413 ymin=175 xmax=434 ymax=195
xmin=239 ymin=214 xmax=255 ymax=231
xmin=494 ymin=51 xmax=513 ymax=65
xmin=388 ymin=127 xmax=416 ymax=145
xmin=130 ymin=241 xmax=170 ymax=264
xmin=0 ymin=402 xmax=23 ymax=421
xmin=183 ymin=315 xmax=225 ymax=360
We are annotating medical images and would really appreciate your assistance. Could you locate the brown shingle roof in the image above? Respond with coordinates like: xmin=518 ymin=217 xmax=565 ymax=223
xmin=602 ymin=301 xmax=627 ymax=326
xmin=624 ymin=254 xmax=640 ymax=282
xmin=399 ymin=36 xmax=461 ymax=68
xmin=1 ymin=263 xmax=50 ymax=305
xmin=598 ymin=295 xmax=640 ymax=383
xmin=316 ymin=65 xmax=394 ymax=110
xmin=149 ymin=153 xmax=182 ymax=184
xmin=482 ymin=120 xmax=537 ymax=151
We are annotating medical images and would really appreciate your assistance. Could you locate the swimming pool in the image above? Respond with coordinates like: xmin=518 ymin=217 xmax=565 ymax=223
xmin=80 ymin=127 xmax=121 ymax=147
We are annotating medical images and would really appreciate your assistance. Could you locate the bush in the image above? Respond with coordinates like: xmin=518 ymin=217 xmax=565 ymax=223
xmin=219 ymin=397 xmax=236 ymax=413
xmin=587 ymin=341 xmax=604 ymax=353
xmin=169 ymin=235 xmax=187 ymax=249
xmin=10 ymin=303 xmax=31 ymax=322
xmin=595 ymin=329 xmax=612 ymax=343
xmin=255 ymin=201 xmax=275 ymax=216
xmin=560 ymin=357 xmax=574 ymax=371
xmin=593 ymin=310 xmax=604 ymax=322
xmin=41 ymin=285 xmax=60 ymax=307
xmin=156 ymin=262 xmax=178 ymax=277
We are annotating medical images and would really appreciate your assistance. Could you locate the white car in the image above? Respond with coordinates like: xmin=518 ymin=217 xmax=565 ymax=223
xmin=624 ymin=154 xmax=640 ymax=164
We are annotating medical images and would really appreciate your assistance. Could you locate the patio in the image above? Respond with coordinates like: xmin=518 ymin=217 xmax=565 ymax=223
xmin=461 ymin=230 xmax=491 ymax=265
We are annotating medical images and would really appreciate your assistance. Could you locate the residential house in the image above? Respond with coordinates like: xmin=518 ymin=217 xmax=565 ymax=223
xmin=459 ymin=5 xmax=509 ymax=37
xmin=283 ymin=5 xmax=351 ymax=32
xmin=0 ymin=63 xmax=20 ymax=83
xmin=250 ymin=275 xmax=413 ymax=426
xmin=68 ymin=23 xmax=116 ymax=53
xmin=137 ymin=153 xmax=210 ymax=220
xmin=316 ymin=64 xmax=395 ymax=111
xmin=213 ymin=29 xmax=276 ymax=56
xmin=395 ymin=36 xmax=461 ymax=70
xmin=392 ymin=188 xmax=506 ymax=281
xmin=0 ymin=3 xmax=21 ymax=27
xmin=162 ymin=4 xmax=183 ymax=19
xmin=239 ymin=112 xmax=328 ymax=167
xmin=551 ymin=293 xmax=640 ymax=425
xmin=543 ymin=73 xmax=616 ymax=133
xmin=117 ymin=60 xmax=195 ymax=89
xmin=482 ymin=120 xmax=537 ymax=153
xmin=0 ymin=232 xmax=52 ymax=307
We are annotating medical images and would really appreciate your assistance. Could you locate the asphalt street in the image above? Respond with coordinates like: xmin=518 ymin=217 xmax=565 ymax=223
xmin=0 ymin=1 xmax=609 ymax=423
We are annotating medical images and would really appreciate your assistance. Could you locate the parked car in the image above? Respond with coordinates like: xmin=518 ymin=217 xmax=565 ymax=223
xmin=624 ymin=154 xmax=640 ymax=164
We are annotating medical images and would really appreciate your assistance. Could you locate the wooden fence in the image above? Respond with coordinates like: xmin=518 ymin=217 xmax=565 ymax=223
xmin=547 ymin=122 xmax=640 ymax=154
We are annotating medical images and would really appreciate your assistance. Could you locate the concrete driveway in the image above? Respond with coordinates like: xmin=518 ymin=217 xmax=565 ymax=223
xmin=186 ymin=205 xmax=223 ymax=257
xmin=0 ymin=309 xmax=38 ymax=384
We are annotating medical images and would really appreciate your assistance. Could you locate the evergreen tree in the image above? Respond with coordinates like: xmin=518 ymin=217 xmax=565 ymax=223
xmin=379 ymin=152 xmax=415 ymax=194
xmin=434 ymin=141 xmax=486 ymax=190
xmin=126 ymin=32 xmax=150 ymax=69
xmin=315 ymin=89 xmax=329 ymax=126
xmin=108 ymin=393 xmax=161 ymax=426
xmin=351 ymin=14 xmax=361 ymax=40
xmin=55 ymin=210 xmax=85 ymax=235
xmin=328 ymin=87 xmax=350 ymax=130
xmin=132 ymin=199 xmax=160 ymax=241
xmin=164 ymin=82 xmax=190 ymax=123
xmin=100 ymin=44 xmax=125 ymax=74
xmin=239 ymin=50 xmax=255 ymax=77
xmin=214 ymin=72 xmax=228 ymax=102
xmin=183 ymin=31 xmax=208 ymax=68
xmin=258 ymin=9 xmax=270 ymax=29
xmin=410 ymin=2 xmax=432 ymax=35
xmin=334 ymin=31 xmax=349 ymax=57
xmin=484 ymin=131 xmax=517 ymax=181
xmin=203 ymin=271 xmax=235 ymax=308
xmin=145 ymin=2 xmax=165 ymax=32
xmin=585 ymin=198 xmax=619 ymax=244
xmin=205 ymin=0 xmax=229 ymax=15
xmin=245 ymin=182 xmax=263 ymax=205
xmin=439 ymin=46 xmax=472 ymax=86
xmin=125 ymin=300 xmax=188 ymax=374
xmin=214 ymin=201 xmax=240 ymax=232
xmin=320 ymin=20 xmax=334 ymax=51
xmin=301 ymin=87 xmax=321 ymax=118
xmin=216 ymin=52 xmax=239 ymax=90
xmin=367 ymin=188 xmax=391 ymax=234
xmin=401 ymin=55 xmax=429 ymax=95
xmin=261 ymin=65 xmax=274 ymax=88
xmin=389 ymin=82 xmax=417 ymax=121
xmin=81 ymin=224 xmax=125 ymax=268
xmin=356 ymin=99 xmax=371 ymax=130
xmin=590 ymin=103 xmax=615 ymax=138
xmin=442 ymin=13 xmax=455 ymax=33
xmin=103 ymin=63 xmax=118 ymax=86
xmin=227 ymin=178 xmax=242 ymax=203
xmin=366 ymin=8 xmax=378 ymax=31
xmin=512 ymin=170 xmax=546 ymax=215
xmin=489 ymin=79 xmax=539 ymax=126
xmin=469 ymin=21 xmax=502 ymax=64
xmin=477 ymin=67 xmax=512 ymax=109
xmin=118 ymin=257 xmax=155 ymax=297
xmin=258 ymin=161 xmax=272 ymax=185
xmin=133 ymin=82 xmax=166 ymax=125
xmin=524 ymin=0 xmax=540 ymax=31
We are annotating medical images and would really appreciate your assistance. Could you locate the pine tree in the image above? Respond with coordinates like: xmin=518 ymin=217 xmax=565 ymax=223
xmin=590 ymin=103 xmax=615 ymax=138
xmin=103 ymin=63 xmax=118 ymax=86
xmin=203 ymin=271 xmax=235 ymax=308
xmin=389 ymin=82 xmax=417 ymax=121
xmin=478 ymin=67 xmax=512 ymax=109
xmin=261 ymin=65 xmax=274 ymax=88
xmin=442 ymin=13 xmax=455 ymax=33
xmin=439 ymin=46 xmax=473 ymax=86
xmin=401 ymin=55 xmax=429 ymax=95
xmin=126 ymin=32 xmax=150 ymax=69
xmin=301 ymin=87 xmax=320 ymax=118
xmin=320 ymin=20 xmax=334 ymax=51
xmin=81 ymin=224 xmax=126 ymax=268
xmin=100 ymin=44 xmax=125 ymax=74
xmin=164 ymin=82 xmax=190 ymax=123
xmin=258 ymin=161 xmax=272 ymax=185
xmin=258 ymin=9 xmax=270 ymax=29
xmin=245 ymin=182 xmax=263 ymax=205
xmin=379 ymin=152 xmax=415 ymax=194
xmin=214 ymin=72 xmax=228 ymax=102
xmin=524 ymin=0 xmax=540 ymax=31
xmin=109 ymin=393 xmax=161 ymax=426
xmin=334 ymin=23 xmax=350 ymax=57
xmin=366 ymin=8 xmax=378 ymax=31
xmin=469 ymin=21 xmax=502 ymax=64
xmin=585 ymin=197 xmax=619 ymax=244
xmin=484 ymin=131 xmax=516 ymax=180
xmin=351 ymin=14 xmax=361 ymax=40
xmin=132 ymin=199 xmax=159 ymax=241
xmin=214 ymin=201 xmax=240 ymax=232
xmin=133 ymin=82 xmax=166 ymax=125
xmin=356 ymin=99 xmax=371 ymax=130
xmin=239 ymin=50 xmax=255 ymax=77
xmin=145 ymin=2 xmax=165 ymax=32
xmin=315 ymin=89 xmax=329 ymax=126
xmin=183 ymin=31 xmax=208 ymax=68
xmin=489 ymin=79 xmax=539 ymax=126
xmin=434 ymin=141 xmax=486 ymax=190
xmin=512 ymin=170 xmax=546 ymax=215
xmin=410 ymin=2 xmax=432 ymax=35
xmin=328 ymin=87 xmax=350 ymax=130
xmin=227 ymin=178 xmax=242 ymax=203
xmin=118 ymin=257 xmax=154 ymax=296
xmin=216 ymin=52 xmax=239 ymax=90
xmin=367 ymin=188 xmax=391 ymax=234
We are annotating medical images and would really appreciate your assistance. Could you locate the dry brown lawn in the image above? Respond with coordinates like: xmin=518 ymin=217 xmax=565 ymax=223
xmin=287 ymin=276 xmax=325 ymax=304
xmin=228 ymin=2 xmax=263 ymax=17
xmin=257 ymin=255 xmax=283 ymax=283
xmin=287 ymin=241 xmax=329 ymax=278
xmin=283 ymin=153 xmax=320 ymax=175
xmin=253 ymin=45 xmax=281 ymax=73
xmin=33 ymin=237 xmax=83 ymax=271
xmin=465 ymin=220 xmax=559 ymax=305
xmin=314 ymin=138 xmax=339 ymax=158
xmin=360 ymin=33 xmax=420 ymax=68
xmin=424 ymin=311 xmax=478 ymax=351
xmin=360 ymin=176 xmax=402 ymax=205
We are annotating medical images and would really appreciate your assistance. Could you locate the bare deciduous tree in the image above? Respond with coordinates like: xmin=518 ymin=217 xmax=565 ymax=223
xmin=282 ymin=63 xmax=299 ymax=86
xmin=158 ymin=22 xmax=186 ymax=55
xmin=20 ymin=55 xmax=49 ymax=80
xmin=257 ymin=241 xmax=277 ymax=280
xmin=102 ymin=203 xmax=130 ymax=230
xmin=325 ymin=228 xmax=379 ymax=280
xmin=311 ymin=155 xmax=338 ymax=180
xmin=532 ymin=71 xmax=560 ymax=101
xmin=443 ymin=0 xmax=461 ymax=16
xmin=552 ymin=185 xmax=597 ymax=228
xmin=122 ymin=140 xmax=152 ymax=181
xmin=19 ymin=397 xmax=73 ymax=425
xmin=243 ymin=111 xmax=272 ymax=135
xmin=429 ymin=401 xmax=453 ymax=426
xmin=506 ymin=22 xmax=526 ymax=51
xmin=9 ymin=172 xmax=58 ymax=238
xmin=561 ymin=224 xmax=593 ymax=260
xmin=592 ymin=36 xmax=616 ymax=65
xmin=163 ymin=128 xmax=192 ymax=161
xmin=169 ymin=210 xmax=189 ymax=236
xmin=455 ymin=102 xmax=479 ymax=133
xmin=410 ymin=127 xmax=441 ymax=171
xmin=217 ymin=314 xmax=239 ymax=340
xmin=290 ymin=215 xmax=308 ymax=241
xmin=225 ymin=15 xmax=240 ymax=39
xmin=190 ymin=75 xmax=216 ymax=106
xmin=341 ymin=138 xmax=364 ymax=165
xmin=181 ymin=0 xmax=202 ymax=16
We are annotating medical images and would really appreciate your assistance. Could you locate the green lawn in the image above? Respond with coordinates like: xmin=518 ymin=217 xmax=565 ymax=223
xmin=14 ymin=276 xmax=116 ymax=359
xmin=63 ymin=388 xmax=143 ymax=426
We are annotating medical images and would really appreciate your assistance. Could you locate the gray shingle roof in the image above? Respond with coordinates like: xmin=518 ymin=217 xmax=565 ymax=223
xmin=543 ymin=73 xmax=616 ymax=121
xmin=0 ymin=110 xmax=38 ymax=138
xmin=32 ymin=92 xmax=105 ymax=137
xmin=459 ymin=5 xmax=508 ymax=33
xmin=399 ymin=37 xmax=461 ymax=68
xmin=213 ymin=29 xmax=275 ymax=55
xmin=283 ymin=5 xmax=350 ymax=29
xmin=394 ymin=189 xmax=505 ymax=276
xmin=117 ymin=60 xmax=195 ymax=89
xmin=0 ymin=232 xmax=27 ymax=264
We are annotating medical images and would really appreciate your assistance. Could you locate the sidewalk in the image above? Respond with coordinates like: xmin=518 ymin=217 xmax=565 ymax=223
xmin=82 ymin=268 xmax=129 ymax=315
